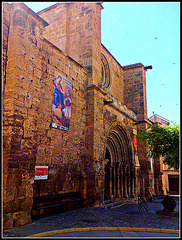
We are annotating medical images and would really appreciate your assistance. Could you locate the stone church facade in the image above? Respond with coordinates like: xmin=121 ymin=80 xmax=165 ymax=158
xmin=3 ymin=2 xmax=158 ymax=229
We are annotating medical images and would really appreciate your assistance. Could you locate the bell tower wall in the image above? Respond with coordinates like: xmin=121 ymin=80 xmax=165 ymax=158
xmin=38 ymin=2 xmax=103 ymax=87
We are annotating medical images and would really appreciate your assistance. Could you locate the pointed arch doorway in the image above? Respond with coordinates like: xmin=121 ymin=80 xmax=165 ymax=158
xmin=104 ymin=124 xmax=136 ymax=201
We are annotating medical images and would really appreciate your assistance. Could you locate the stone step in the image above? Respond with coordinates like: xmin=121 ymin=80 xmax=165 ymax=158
xmin=103 ymin=197 xmax=138 ymax=209
xmin=104 ymin=200 xmax=126 ymax=209
xmin=104 ymin=199 xmax=112 ymax=204
xmin=111 ymin=203 xmax=126 ymax=209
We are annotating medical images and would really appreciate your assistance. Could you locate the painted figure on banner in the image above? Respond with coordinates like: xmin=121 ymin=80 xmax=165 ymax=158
xmin=133 ymin=129 xmax=140 ymax=167
xmin=62 ymin=88 xmax=71 ymax=126
xmin=51 ymin=75 xmax=72 ymax=131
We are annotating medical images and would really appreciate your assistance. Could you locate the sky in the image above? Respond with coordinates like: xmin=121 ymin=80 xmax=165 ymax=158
xmin=101 ymin=2 xmax=180 ymax=125
xmin=7 ymin=1 xmax=180 ymax=124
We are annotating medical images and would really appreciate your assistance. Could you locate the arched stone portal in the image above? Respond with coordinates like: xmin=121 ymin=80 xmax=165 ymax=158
xmin=104 ymin=124 xmax=136 ymax=201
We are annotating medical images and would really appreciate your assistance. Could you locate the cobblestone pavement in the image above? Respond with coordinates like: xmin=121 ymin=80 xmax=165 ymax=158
xmin=3 ymin=196 xmax=180 ymax=238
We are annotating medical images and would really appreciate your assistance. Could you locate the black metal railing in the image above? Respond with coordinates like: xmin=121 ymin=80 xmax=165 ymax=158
xmin=138 ymin=194 xmax=149 ymax=212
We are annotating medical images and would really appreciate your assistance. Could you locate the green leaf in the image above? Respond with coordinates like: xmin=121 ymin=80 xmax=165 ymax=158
xmin=137 ymin=124 xmax=179 ymax=170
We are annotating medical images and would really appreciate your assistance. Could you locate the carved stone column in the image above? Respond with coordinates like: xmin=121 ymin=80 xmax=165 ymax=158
xmin=120 ymin=164 xmax=123 ymax=198
xmin=123 ymin=164 xmax=128 ymax=198
xmin=82 ymin=172 xmax=87 ymax=199
xmin=116 ymin=162 xmax=120 ymax=198
xmin=103 ymin=159 xmax=109 ymax=200
xmin=130 ymin=164 xmax=135 ymax=197
xmin=113 ymin=162 xmax=116 ymax=198
xmin=127 ymin=165 xmax=131 ymax=197
xmin=135 ymin=166 xmax=141 ymax=196
xmin=109 ymin=164 xmax=113 ymax=199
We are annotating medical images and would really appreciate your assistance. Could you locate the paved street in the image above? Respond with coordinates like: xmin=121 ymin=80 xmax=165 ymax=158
xmin=3 ymin=196 xmax=180 ymax=238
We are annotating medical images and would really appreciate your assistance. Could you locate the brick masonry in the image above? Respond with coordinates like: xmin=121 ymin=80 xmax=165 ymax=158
xmin=3 ymin=2 xmax=157 ymax=229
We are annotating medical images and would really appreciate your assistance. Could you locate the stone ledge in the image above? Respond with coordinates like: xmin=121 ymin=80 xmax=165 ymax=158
xmin=156 ymin=210 xmax=179 ymax=216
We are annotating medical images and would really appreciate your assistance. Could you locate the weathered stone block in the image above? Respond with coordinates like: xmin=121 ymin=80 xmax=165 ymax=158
xmin=13 ymin=211 xmax=32 ymax=227
xmin=4 ymin=186 xmax=17 ymax=202
xmin=7 ymin=172 xmax=22 ymax=187
xmin=19 ymin=198 xmax=33 ymax=212
xmin=3 ymin=213 xmax=13 ymax=230
xmin=12 ymin=199 xmax=21 ymax=213
xmin=17 ymin=185 xmax=26 ymax=199
xmin=3 ymin=200 xmax=13 ymax=214
xmin=25 ymin=184 xmax=33 ymax=198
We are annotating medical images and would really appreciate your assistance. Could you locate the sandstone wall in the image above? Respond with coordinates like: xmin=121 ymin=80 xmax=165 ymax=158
xmin=38 ymin=2 xmax=103 ymax=87
xmin=3 ymin=1 xmax=155 ymax=230
xmin=3 ymin=2 xmax=89 ymax=229
xmin=123 ymin=64 xmax=153 ymax=196
xmin=101 ymin=44 xmax=124 ymax=104
xmin=2 ymin=2 xmax=10 ymax=94
xmin=123 ymin=64 xmax=147 ymax=121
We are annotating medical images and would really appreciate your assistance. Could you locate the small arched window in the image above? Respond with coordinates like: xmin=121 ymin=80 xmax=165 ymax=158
xmin=101 ymin=54 xmax=111 ymax=89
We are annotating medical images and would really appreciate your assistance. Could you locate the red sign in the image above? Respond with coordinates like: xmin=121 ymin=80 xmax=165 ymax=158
xmin=133 ymin=129 xmax=140 ymax=167
xmin=34 ymin=166 xmax=48 ymax=180
xmin=134 ymin=134 xmax=139 ymax=156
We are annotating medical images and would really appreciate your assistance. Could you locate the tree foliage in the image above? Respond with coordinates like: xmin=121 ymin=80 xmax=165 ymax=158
xmin=137 ymin=123 xmax=180 ymax=170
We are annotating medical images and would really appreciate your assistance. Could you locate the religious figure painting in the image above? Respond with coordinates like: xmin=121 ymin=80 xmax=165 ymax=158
xmin=51 ymin=75 xmax=72 ymax=131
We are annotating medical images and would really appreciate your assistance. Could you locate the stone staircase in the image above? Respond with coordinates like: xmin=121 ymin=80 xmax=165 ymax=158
xmin=103 ymin=199 xmax=126 ymax=209
xmin=103 ymin=196 xmax=138 ymax=209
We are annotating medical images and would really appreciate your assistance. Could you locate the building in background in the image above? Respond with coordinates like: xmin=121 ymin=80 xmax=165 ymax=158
xmin=148 ymin=113 xmax=179 ymax=196
xmin=149 ymin=113 xmax=170 ymax=127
